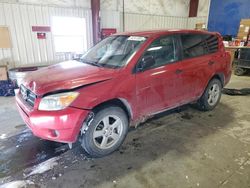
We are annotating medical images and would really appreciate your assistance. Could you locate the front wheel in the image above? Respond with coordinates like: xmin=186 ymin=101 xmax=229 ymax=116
xmin=81 ymin=106 xmax=128 ymax=157
xmin=195 ymin=79 xmax=222 ymax=111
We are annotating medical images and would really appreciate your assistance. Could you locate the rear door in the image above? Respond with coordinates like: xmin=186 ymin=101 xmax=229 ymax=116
xmin=174 ymin=33 xmax=219 ymax=103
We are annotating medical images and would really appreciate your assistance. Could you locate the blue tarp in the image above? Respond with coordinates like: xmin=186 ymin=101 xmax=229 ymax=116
xmin=208 ymin=0 xmax=250 ymax=36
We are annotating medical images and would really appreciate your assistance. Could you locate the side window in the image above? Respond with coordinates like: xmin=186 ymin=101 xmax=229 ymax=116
xmin=181 ymin=34 xmax=208 ymax=58
xmin=181 ymin=34 xmax=219 ymax=59
xmin=205 ymin=34 xmax=219 ymax=54
xmin=140 ymin=36 xmax=178 ymax=70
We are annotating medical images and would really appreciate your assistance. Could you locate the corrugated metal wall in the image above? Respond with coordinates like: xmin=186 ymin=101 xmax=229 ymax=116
xmin=101 ymin=12 xmax=207 ymax=32
xmin=124 ymin=13 xmax=188 ymax=31
xmin=100 ymin=10 xmax=121 ymax=31
xmin=0 ymin=2 xmax=93 ymax=68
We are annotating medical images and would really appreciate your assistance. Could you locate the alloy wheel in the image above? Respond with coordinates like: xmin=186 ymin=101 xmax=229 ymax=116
xmin=207 ymin=83 xmax=220 ymax=106
xmin=92 ymin=115 xmax=123 ymax=149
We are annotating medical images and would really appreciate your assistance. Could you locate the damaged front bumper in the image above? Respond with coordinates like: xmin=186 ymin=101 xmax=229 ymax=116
xmin=16 ymin=93 xmax=89 ymax=143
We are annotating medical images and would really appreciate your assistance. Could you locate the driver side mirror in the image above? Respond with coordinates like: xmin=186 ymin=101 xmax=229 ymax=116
xmin=138 ymin=55 xmax=155 ymax=72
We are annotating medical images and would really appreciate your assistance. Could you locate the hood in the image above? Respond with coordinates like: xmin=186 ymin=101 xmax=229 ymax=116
xmin=22 ymin=60 xmax=118 ymax=96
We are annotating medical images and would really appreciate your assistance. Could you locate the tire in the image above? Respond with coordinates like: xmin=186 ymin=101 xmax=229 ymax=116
xmin=81 ymin=106 xmax=129 ymax=157
xmin=196 ymin=79 xmax=222 ymax=111
xmin=234 ymin=67 xmax=246 ymax=76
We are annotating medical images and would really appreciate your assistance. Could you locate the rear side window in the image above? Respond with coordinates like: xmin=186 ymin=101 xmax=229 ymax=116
xmin=180 ymin=34 xmax=218 ymax=59
xmin=205 ymin=34 xmax=219 ymax=53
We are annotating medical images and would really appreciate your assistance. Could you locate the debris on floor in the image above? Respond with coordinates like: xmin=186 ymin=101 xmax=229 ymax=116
xmin=0 ymin=180 xmax=34 ymax=188
xmin=0 ymin=134 xmax=7 ymax=140
xmin=222 ymin=88 xmax=250 ymax=96
xmin=26 ymin=157 xmax=61 ymax=177
xmin=181 ymin=113 xmax=194 ymax=120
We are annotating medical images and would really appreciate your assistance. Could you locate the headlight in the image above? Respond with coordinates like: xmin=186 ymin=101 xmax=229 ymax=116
xmin=38 ymin=92 xmax=79 ymax=111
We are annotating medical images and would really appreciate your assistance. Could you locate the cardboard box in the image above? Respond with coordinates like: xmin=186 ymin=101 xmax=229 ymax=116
xmin=0 ymin=66 xmax=8 ymax=80
xmin=238 ymin=27 xmax=249 ymax=32
xmin=237 ymin=19 xmax=250 ymax=41
xmin=241 ymin=19 xmax=250 ymax=25
xmin=195 ymin=23 xmax=206 ymax=30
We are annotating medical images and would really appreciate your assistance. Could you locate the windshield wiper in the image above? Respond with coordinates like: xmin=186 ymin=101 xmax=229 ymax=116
xmin=79 ymin=59 xmax=102 ymax=67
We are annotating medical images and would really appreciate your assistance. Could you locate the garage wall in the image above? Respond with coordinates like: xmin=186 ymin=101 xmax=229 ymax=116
xmin=124 ymin=13 xmax=187 ymax=31
xmin=101 ymin=10 xmax=121 ymax=31
xmin=197 ymin=0 xmax=210 ymax=17
xmin=101 ymin=0 xmax=210 ymax=32
xmin=101 ymin=13 xmax=208 ymax=32
xmin=0 ymin=0 xmax=211 ymax=68
xmin=0 ymin=2 xmax=93 ymax=68
xmin=101 ymin=11 xmax=188 ymax=32
xmin=101 ymin=0 xmax=189 ymax=31
xmin=101 ymin=0 xmax=190 ymax=17
xmin=0 ymin=0 xmax=91 ymax=8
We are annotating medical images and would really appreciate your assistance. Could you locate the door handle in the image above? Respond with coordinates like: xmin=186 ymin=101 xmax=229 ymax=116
xmin=175 ymin=69 xmax=183 ymax=74
xmin=208 ymin=61 xmax=215 ymax=65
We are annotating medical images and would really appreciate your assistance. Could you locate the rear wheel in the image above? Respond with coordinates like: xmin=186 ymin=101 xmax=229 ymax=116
xmin=81 ymin=106 xmax=128 ymax=157
xmin=196 ymin=78 xmax=222 ymax=111
xmin=234 ymin=67 xmax=246 ymax=76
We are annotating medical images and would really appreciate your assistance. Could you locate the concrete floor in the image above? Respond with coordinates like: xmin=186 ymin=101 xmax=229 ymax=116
xmin=0 ymin=74 xmax=250 ymax=188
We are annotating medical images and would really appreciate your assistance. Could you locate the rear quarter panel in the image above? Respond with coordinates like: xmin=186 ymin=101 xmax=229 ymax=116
xmin=213 ymin=34 xmax=232 ymax=86
xmin=199 ymin=33 xmax=232 ymax=94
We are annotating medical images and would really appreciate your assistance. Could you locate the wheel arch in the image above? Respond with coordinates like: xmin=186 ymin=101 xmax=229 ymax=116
xmin=211 ymin=73 xmax=225 ymax=86
xmin=199 ymin=72 xmax=225 ymax=99
xmin=92 ymin=98 xmax=133 ymax=121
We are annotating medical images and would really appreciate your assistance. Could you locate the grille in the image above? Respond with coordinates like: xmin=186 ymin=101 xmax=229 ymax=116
xmin=20 ymin=85 xmax=37 ymax=107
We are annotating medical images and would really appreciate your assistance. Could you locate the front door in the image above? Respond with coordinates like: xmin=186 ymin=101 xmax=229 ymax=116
xmin=135 ymin=35 xmax=182 ymax=117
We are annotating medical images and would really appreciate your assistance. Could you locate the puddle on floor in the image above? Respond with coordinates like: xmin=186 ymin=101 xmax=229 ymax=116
xmin=0 ymin=129 xmax=69 ymax=178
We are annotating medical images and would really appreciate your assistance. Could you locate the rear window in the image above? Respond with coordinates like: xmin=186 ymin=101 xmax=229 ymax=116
xmin=181 ymin=34 xmax=218 ymax=59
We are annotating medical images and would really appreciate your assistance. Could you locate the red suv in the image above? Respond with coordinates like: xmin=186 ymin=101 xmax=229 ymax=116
xmin=16 ymin=30 xmax=231 ymax=157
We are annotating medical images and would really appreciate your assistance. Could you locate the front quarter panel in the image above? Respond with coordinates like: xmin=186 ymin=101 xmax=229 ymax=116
xmin=70 ymin=72 xmax=137 ymax=118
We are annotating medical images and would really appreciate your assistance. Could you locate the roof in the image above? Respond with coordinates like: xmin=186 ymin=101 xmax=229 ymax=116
xmin=116 ymin=29 xmax=218 ymax=38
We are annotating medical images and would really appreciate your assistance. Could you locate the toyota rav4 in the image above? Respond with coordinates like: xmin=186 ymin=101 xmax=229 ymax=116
xmin=16 ymin=30 xmax=232 ymax=157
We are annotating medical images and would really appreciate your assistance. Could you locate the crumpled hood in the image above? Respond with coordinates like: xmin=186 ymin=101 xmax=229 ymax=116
xmin=22 ymin=60 xmax=117 ymax=96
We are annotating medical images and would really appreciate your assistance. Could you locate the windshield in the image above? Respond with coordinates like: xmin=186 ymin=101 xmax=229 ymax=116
xmin=80 ymin=35 xmax=147 ymax=68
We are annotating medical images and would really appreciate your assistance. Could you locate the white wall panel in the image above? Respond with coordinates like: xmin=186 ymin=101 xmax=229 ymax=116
xmin=100 ymin=11 xmax=188 ymax=32
xmin=197 ymin=0 xmax=210 ymax=17
xmin=100 ymin=10 xmax=120 ymax=31
xmin=0 ymin=0 xmax=91 ymax=8
xmin=100 ymin=11 xmax=208 ymax=34
xmin=101 ymin=0 xmax=190 ymax=17
xmin=0 ymin=2 xmax=93 ymax=68
xmin=124 ymin=13 xmax=187 ymax=31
